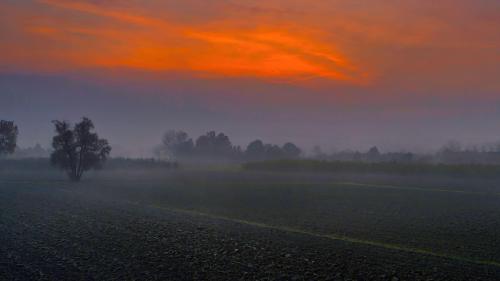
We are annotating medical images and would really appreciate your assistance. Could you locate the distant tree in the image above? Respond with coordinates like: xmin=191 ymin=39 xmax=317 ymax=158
xmin=264 ymin=144 xmax=284 ymax=159
xmin=0 ymin=120 xmax=18 ymax=156
xmin=158 ymin=130 xmax=194 ymax=160
xmin=312 ymin=145 xmax=322 ymax=156
xmin=195 ymin=131 xmax=234 ymax=158
xmin=214 ymin=132 xmax=233 ymax=155
xmin=367 ymin=146 xmax=381 ymax=161
xmin=245 ymin=139 xmax=265 ymax=160
xmin=352 ymin=151 xmax=362 ymax=161
xmin=245 ymin=140 xmax=301 ymax=160
xmin=231 ymin=145 xmax=244 ymax=160
xmin=439 ymin=140 xmax=463 ymax=163
xmin=11 ymin=143 xmax=49 ymax=159
xmin=312 ymin=145 xmax=328 ymax=160
xmin=50 ymin=117 xmax=111 ymax=181
xmin=282 ymin=142 xmax=302 ymax=159
xmin=441 ymin=141 xmax=462 ymax=153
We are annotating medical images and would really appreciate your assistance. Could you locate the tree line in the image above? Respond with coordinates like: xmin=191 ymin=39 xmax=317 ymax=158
xmin=4 ymin=117 xmax=500 ymax=181
xmin=155 ymin=130 xmax=302 ymax=162
xmin=311 ymin=142 xmax=500 ymax=165
xmin=1 ymin=119 xmax=302 ymax=181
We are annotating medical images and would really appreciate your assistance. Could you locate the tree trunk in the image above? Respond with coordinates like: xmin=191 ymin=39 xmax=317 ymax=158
xmin=69 ymin=170 xmax=81 ymax=182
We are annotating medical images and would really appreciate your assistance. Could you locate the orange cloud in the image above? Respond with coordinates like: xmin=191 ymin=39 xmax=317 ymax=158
xmin=4 ymin=0 xmax=368 ymax=84
xmin=2 ymin=0 xmax=497 ymax=93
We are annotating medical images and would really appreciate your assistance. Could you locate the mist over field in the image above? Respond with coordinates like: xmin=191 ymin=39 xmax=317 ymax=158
xmin=2 ymin=72 xmax=500 ymax=158
xmin=1 ymin=0 xmax=500 ymax=280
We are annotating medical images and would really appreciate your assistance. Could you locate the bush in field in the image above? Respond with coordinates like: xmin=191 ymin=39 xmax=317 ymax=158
xmin=0 ymin=120 xmax=18 ymax=156
xmin=51 ymin=117 xmax=111 ymax=181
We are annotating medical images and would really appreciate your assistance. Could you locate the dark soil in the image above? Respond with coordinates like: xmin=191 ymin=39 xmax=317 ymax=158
xmin=1 ymin=182 xmax=500 ymax=281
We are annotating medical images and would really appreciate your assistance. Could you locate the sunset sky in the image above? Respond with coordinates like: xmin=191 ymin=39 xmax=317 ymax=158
xmin=1 ymin=0 xmax=499 ymax=156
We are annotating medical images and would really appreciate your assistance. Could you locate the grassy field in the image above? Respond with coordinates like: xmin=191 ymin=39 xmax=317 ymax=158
xmin=4 ymin=166 xmax=500 ymax=268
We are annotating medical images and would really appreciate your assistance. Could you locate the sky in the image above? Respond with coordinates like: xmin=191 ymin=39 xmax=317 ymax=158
xmin=1 ymin=0 xmax=499 ymax=156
